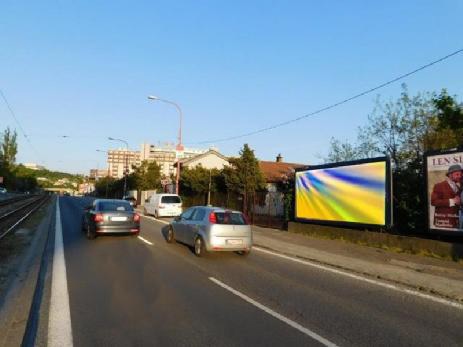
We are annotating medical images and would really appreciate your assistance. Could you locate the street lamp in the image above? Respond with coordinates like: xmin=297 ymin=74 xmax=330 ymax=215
xmin=96 ymin=149 xmax=110 ymax=198
xmin=147 ymin=95 xmax=184 ymax=195
xmin=108 ymin=137 xmax=129 ymax=198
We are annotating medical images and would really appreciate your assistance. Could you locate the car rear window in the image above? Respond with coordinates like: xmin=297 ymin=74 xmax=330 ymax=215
xmin=97 ymin=201 xmax=133 ymax=212
xmin=161 ymin=196 xmax=181 ymax=204
xmin=214 ymin=212 xmax=248 ymax=225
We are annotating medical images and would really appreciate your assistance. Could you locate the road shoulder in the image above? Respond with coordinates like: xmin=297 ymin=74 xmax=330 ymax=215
xmin=252 ymin=226 xmax=463 ymax=303
xmin=0 ymin=197 xmax=55 ymax=347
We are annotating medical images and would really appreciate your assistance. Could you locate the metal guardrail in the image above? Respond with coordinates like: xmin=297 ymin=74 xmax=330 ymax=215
xmin=0 ymin=195 xmax=50 ymax=241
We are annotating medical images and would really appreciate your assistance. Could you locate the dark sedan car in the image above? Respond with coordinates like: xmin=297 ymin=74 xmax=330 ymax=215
xmin=82 ymin=199 xmax=140 ymax=239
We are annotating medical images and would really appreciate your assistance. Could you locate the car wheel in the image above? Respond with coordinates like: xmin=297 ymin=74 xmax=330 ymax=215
xmin=154 ymin=210 xmax=159 ymax=219
xmin=86 ymin=225 xmax=96 ymax=240
xmin=194 ymin=236 xmax=206 ymax=257
xmin=143 ymin=208 xmax=148 ymax=216
xmin=237 ymin=250 xmax=251 ymax=256
xmin=166 ymin=226 xmax=175 ymax=243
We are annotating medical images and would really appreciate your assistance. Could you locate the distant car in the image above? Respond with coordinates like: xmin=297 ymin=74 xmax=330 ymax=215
xmin=143 ymin=193 xmax=182 ymax=218
xmin=123 ymin=196 xmax=137 ymax=207
xmin=166 ymin=206 xmax=252 ymax=257
xmin=0 ymin=187 xmax=7 ymax=194
xmin=82 ymin=199 xmax=140 ymax=239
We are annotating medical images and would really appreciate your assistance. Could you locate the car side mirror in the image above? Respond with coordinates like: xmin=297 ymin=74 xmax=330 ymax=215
xmin=84 ymin=206 xmax=93 ymax=211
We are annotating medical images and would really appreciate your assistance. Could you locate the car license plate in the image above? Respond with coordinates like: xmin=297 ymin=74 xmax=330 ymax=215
xmin=111 ymin=216 xmax=127 ymax=221
xmin=227 ymin=239 xmax=242 ymax=245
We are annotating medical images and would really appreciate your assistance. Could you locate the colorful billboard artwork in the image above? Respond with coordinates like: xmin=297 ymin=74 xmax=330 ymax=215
xmin=295 ymin=160 xmax=388 ymax=226
xmin=426 ymin=150 xmax=463 ymax=233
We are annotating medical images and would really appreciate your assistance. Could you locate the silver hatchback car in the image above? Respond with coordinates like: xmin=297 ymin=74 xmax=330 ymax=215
xmin=166 ymin=206 xmax=252 ymax=257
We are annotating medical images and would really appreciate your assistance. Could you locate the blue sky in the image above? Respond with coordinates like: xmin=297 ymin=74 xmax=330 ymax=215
xmin=1 ymin=1 xmax=462 ymax=174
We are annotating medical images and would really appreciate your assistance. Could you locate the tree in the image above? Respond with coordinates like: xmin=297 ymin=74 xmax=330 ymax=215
xmin=326 ymin=85 xmax=436 ymax=167
xmin=0 ymin=127 xmax=18 ymax=169
xmin=223 ymin=144 xmax=266 ymax=215
xmin=95 ymin=176 xmax=116 ymax=198
xmin=424 ymin=90 xmax=463 ymax=150
xmin=325 ymin=138 xmax=362 ymax=163
xmin=180 ymin=165 xmax=220 ymax=195
xmin=131 ymin=160 xmax=162 ymax=192
xmin=324 ymin=86 xmax=462 ymax=233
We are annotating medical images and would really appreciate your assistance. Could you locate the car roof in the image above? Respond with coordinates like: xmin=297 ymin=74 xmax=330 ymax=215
xmin=189 ymin=206 xmax=242 ymax=214
xmin=94 ymin=199 xmax=130 ymax=204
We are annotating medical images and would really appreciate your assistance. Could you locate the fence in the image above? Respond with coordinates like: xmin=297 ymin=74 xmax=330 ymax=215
xmin=181 ymin=190 xmax=287 ymax=230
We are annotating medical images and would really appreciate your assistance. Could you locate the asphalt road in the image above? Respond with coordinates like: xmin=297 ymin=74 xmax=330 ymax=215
xmin=56 ymin=197 xmax=463 ymax=346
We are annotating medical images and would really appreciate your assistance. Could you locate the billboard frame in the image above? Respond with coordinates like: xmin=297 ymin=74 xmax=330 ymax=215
xmin=424 ymin=146 xmax=463 ymax=235
xmin=294 ymin=156 xmax=393 ymax=230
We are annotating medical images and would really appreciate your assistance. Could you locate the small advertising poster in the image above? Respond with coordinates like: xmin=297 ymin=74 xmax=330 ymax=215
xmin=426 ymin=149 xmax=463 ymax=233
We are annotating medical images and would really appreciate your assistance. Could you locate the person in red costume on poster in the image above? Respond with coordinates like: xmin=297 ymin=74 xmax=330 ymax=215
xmin=431 ymin=164 xmax=462 ymax=229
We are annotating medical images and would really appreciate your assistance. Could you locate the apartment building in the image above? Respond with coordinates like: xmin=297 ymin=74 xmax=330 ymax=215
xmin=107 ymin=149 xmax=141 ymax=179
xmin=89 ymin=169 xmax=109 ymax=180
xmin=102 ymin=144 xmax=210 ymax=180
xmin=140 ymin=143 xmax=207 ymax=178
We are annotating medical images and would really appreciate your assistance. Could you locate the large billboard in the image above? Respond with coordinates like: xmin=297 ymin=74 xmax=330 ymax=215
xmin=425 ymin=148 xmax=463 ymax=233
xmin=295 ymin=157 xmax=391 ymax=227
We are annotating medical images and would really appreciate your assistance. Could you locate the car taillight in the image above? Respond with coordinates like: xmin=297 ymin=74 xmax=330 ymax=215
xmin=133 ymin=213 xmax=140 ymax=222
xmin=209 ymin=212 xmax=217 ymax=224
xmin=94 ymin=213 xmax=104 ymax=222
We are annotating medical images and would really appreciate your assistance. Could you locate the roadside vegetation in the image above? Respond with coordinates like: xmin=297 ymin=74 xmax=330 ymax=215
xmin=0 ymin=128 xmax=83 ymax=192
xmin=95 ymin=144 xmax=267 ymax=215
xmin=325 ymin=85 xmax=463 ymax=234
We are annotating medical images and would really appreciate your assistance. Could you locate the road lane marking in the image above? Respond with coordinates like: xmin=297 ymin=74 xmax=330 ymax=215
xmin=209 ymin=277 xmax=337 ymax=347
xmin=254 ymin=246 xmax=463 ymax=310
xmin=140 ymin=214 xmax=169 ymax=224
xmin=137 ymin=235 xmax=154 ymax=246
xmin=48 ymin=197 xmax=73 ymax=347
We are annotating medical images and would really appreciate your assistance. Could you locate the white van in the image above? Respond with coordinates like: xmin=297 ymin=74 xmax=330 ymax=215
xmin=143 ymin=194 xmax=182 ymax=218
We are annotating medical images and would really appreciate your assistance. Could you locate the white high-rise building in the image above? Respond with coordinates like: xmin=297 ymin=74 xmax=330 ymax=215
xmin=107 ymin=148 xmax=141 ymax=179
xmin=140 ymin=143 xmax=207 ymax=178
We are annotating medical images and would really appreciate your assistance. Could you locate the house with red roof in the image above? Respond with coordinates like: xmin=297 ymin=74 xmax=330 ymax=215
xmin=255 ymin=154 xmax=305 ymax=217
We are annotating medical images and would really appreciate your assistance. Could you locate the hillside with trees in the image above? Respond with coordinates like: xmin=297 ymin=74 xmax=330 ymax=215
xmin=0 ymin=127 xmax=83 ymax=191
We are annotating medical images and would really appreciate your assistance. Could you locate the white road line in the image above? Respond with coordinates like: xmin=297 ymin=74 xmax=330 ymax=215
xmin=140 ymin=214 xmax=169 ymax=224
xmin=48 ymin=197 xmax=73 ymax=347
xmin=137 ymin=235 xmax=154 ymax=246
xmin=209 ymin=277 xmax=337 ymax=347
xmin=254 ymin=246 xmax=463 ymax=310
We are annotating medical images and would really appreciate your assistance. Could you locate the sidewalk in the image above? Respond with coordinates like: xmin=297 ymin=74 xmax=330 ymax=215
xmin=251 ymin=225 xmax=463 ymax=303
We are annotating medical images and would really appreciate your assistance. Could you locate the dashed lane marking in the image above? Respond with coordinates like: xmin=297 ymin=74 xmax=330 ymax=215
xmin=140 ymin=214 xmax=169 ymax=225
xmin=209 ymin=277 xmax=338 ymax=347
xmin=253 ymin=246 xmax=463 ymax=311
xmin=48 ymin=197 xmax=73 ymax=347
xmin=137 ymin=235 xmax=154 ymax=246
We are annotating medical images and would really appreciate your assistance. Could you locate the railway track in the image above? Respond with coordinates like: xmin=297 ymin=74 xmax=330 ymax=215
xmin=0 ymin=195 xmax=32 ymax=208
xmin=0 ymin=195 xmax=50 ymax=241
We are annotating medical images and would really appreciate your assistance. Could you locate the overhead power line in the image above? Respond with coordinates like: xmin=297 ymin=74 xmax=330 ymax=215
xmin=0 ymin=89 xmax=45 ymax=164
xmin=193 ymin=47 xmax=463 ymax=145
